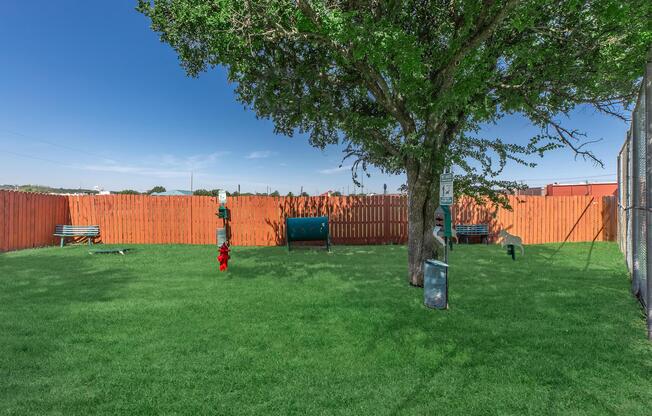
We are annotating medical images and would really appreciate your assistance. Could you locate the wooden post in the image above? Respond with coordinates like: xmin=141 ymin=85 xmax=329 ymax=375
xmin=383 ymin=195 xmax=391 ymax=243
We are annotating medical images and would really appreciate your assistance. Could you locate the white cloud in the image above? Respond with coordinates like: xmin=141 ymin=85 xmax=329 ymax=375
xmin=72 ymin=151 xmax=228 ymax=179
xmin=74 ymin=163 xmax=190 ymax=178
xmin=245 ymin=150 xmax=276 ymax=159
xmin=319 ymin=165 xmax=352 ymax=175
xmin=148 ymin=151 xmax=228 ymax=170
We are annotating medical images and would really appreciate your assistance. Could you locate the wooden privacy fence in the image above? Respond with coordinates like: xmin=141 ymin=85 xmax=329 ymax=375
xmin=66 ymin=194 xmax=408 ymax=246
xmin=1 ymin=191 xmax=616 ymax=251
xmin=455 ymin=195 xmax=616 ymax=245
xmin=0 ymin=191 xmax=69 ymax=252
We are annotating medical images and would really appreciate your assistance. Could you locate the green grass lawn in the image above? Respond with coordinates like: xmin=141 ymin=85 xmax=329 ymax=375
xmin=1 ymin=242 xmax=651 ymax=415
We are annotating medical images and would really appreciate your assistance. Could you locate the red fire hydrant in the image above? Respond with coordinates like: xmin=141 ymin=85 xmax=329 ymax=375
xmin=217 ymin=242 xmax=230 ymax=271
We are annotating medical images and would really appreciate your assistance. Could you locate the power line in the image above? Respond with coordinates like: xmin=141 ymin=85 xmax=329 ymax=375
xmin=1 ymin=149 xmax=73 ymax=166
xmin=0 ymin=128 xmax=116 ymax=162
xmin=514 ymin=173 xmax=615 ymax=183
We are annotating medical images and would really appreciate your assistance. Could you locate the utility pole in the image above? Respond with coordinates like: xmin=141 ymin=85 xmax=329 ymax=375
xmin=190 ymin=172 xmax=194 ymax=192
xmin=238 ymin=184 xmax=240 ymax=194
xmin=383 ymin=183 xmax=387 ymax=195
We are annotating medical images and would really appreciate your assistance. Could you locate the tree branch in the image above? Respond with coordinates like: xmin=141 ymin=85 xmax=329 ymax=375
xmin=296 ymin=0 xmax=416 ymax=137
xmin=522 ymin=98 xmax=604 ymax=167
xmin=434 ymin=0 xmax=520 ymax=95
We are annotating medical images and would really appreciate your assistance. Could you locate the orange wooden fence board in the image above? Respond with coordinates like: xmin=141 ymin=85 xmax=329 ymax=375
xmin=0 ymin=191 xmax=617 ymax=251
xmin=0 ymin=191 xmax=68 ymax=252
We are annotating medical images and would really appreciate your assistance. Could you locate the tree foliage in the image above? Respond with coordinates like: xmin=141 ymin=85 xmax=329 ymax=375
xmin=139 ymin=0 xmax=651 ymax=285
xmin=147 ymin=186 xmax=166 ymax=194
xmin=193 ymin=188 xmax=212 ymax=196
xmin=139 ymin=0 xmax=650 ymax=205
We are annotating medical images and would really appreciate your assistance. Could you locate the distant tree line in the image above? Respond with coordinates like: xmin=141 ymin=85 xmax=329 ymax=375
xmin=115 ymin=188 xmax=368 ymax=197
xmin=0 ymin=184 xmax=99 ymax=194
xmin=3 ymin=184 xmax=380 ymax=197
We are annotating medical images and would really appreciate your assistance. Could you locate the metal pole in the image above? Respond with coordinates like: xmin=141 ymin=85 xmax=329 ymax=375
xmin=645 ymin=54 xmax=652 ymax=340
xmin=617 ymin=152 xmax=621 ymax=250
xmin=632 ymin=113 xmax=641 ymax=299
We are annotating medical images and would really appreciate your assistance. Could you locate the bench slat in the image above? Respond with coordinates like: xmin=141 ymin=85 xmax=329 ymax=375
xmin=54 ymin=225 xmax=100 ymax=247
xmin=54 ymin=233 xmax=99 ymax=236
xmin=54 ymin=225 xmax=100 ymax=237
xmin=456 ymin=224 xmax=489 ymax=235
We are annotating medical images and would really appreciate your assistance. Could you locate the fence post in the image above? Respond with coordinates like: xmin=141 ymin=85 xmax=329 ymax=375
xmin=616 ymin=151 xmax=627 ymax=253
xmin=383 ymin=195 xmax=391 ymax=243
xmin=632 ymin=113 xmax=642 ymax=299
xmin=645 ymin=55 xmax=652 ymax=340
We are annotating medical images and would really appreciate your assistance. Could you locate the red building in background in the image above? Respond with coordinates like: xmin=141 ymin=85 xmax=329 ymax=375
xmin=545 ymin=182 xmax=617 ymax=196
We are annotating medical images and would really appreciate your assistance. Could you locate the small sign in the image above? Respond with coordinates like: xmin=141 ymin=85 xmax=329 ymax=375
xmin=218 ymin=190 xmax=227 ymax=204
xmin=439 ymin=173 xmax=454 ymax=206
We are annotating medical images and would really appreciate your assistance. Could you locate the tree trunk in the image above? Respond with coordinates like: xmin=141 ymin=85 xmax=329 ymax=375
xmin=406 ymin=164 xmax=444 ymax=287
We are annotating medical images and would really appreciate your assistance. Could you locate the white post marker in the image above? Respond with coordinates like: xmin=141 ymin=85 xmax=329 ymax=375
xmin=439 ymin=172 xmax=454 ymax=206
xmin=218 ymin=190 xmax=227 ymax=204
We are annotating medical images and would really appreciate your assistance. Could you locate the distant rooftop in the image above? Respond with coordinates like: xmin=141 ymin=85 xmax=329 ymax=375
xmin=150 ymin=190 xmax=193 ymax=196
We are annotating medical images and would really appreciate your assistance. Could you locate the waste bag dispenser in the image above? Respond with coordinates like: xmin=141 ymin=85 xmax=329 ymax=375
xmin=216 ymin=228 xmax=227 ymax=246
xmin=424 ymin=259 xmax=448 ymax=309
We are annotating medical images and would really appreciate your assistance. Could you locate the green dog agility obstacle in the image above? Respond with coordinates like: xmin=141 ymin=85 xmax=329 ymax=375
xmin=285 ymin=216 xmax=330 ymax=251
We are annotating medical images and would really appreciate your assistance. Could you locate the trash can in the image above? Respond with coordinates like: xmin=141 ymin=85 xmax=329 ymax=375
xmin=216 ymin=228 xmax=227 ymax=246
xmin=424 ymin=259 xmax=448 ymax=309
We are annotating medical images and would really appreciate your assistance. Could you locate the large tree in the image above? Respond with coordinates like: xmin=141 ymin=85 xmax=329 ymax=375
xmin=138 ymin=0 xmax=651 ymax=286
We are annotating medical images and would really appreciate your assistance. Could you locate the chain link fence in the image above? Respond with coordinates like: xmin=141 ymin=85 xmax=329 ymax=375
xmin=617 ymin=53 xmax=652 ymax=339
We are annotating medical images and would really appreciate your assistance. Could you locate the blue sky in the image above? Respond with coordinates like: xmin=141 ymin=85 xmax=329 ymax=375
xmin=0 ymin=1 xmax=627 ymax=194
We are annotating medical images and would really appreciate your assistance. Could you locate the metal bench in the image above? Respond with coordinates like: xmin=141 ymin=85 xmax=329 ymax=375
xmin=455 ymin=224 xmax=489 ymax=244
xmin=54 ymin=225 xmax=100 ymax=247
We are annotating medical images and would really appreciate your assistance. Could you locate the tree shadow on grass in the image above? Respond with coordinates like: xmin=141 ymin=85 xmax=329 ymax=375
xmin=232 ymin=244 xmax=645 ymax=392
xmin=356 ymin=245 xmax=646 ymax=414
xmin=227 ymin=246 xmax=407 ymax=289
xmin=0 ymin=248 xmax=137 ymax=305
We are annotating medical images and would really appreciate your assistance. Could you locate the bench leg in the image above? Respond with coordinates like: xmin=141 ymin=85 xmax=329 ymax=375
xmin=60 ymin=237 xmax=65 ymax=248
xmin=88 ymin=237 xmax=93 ymax=246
